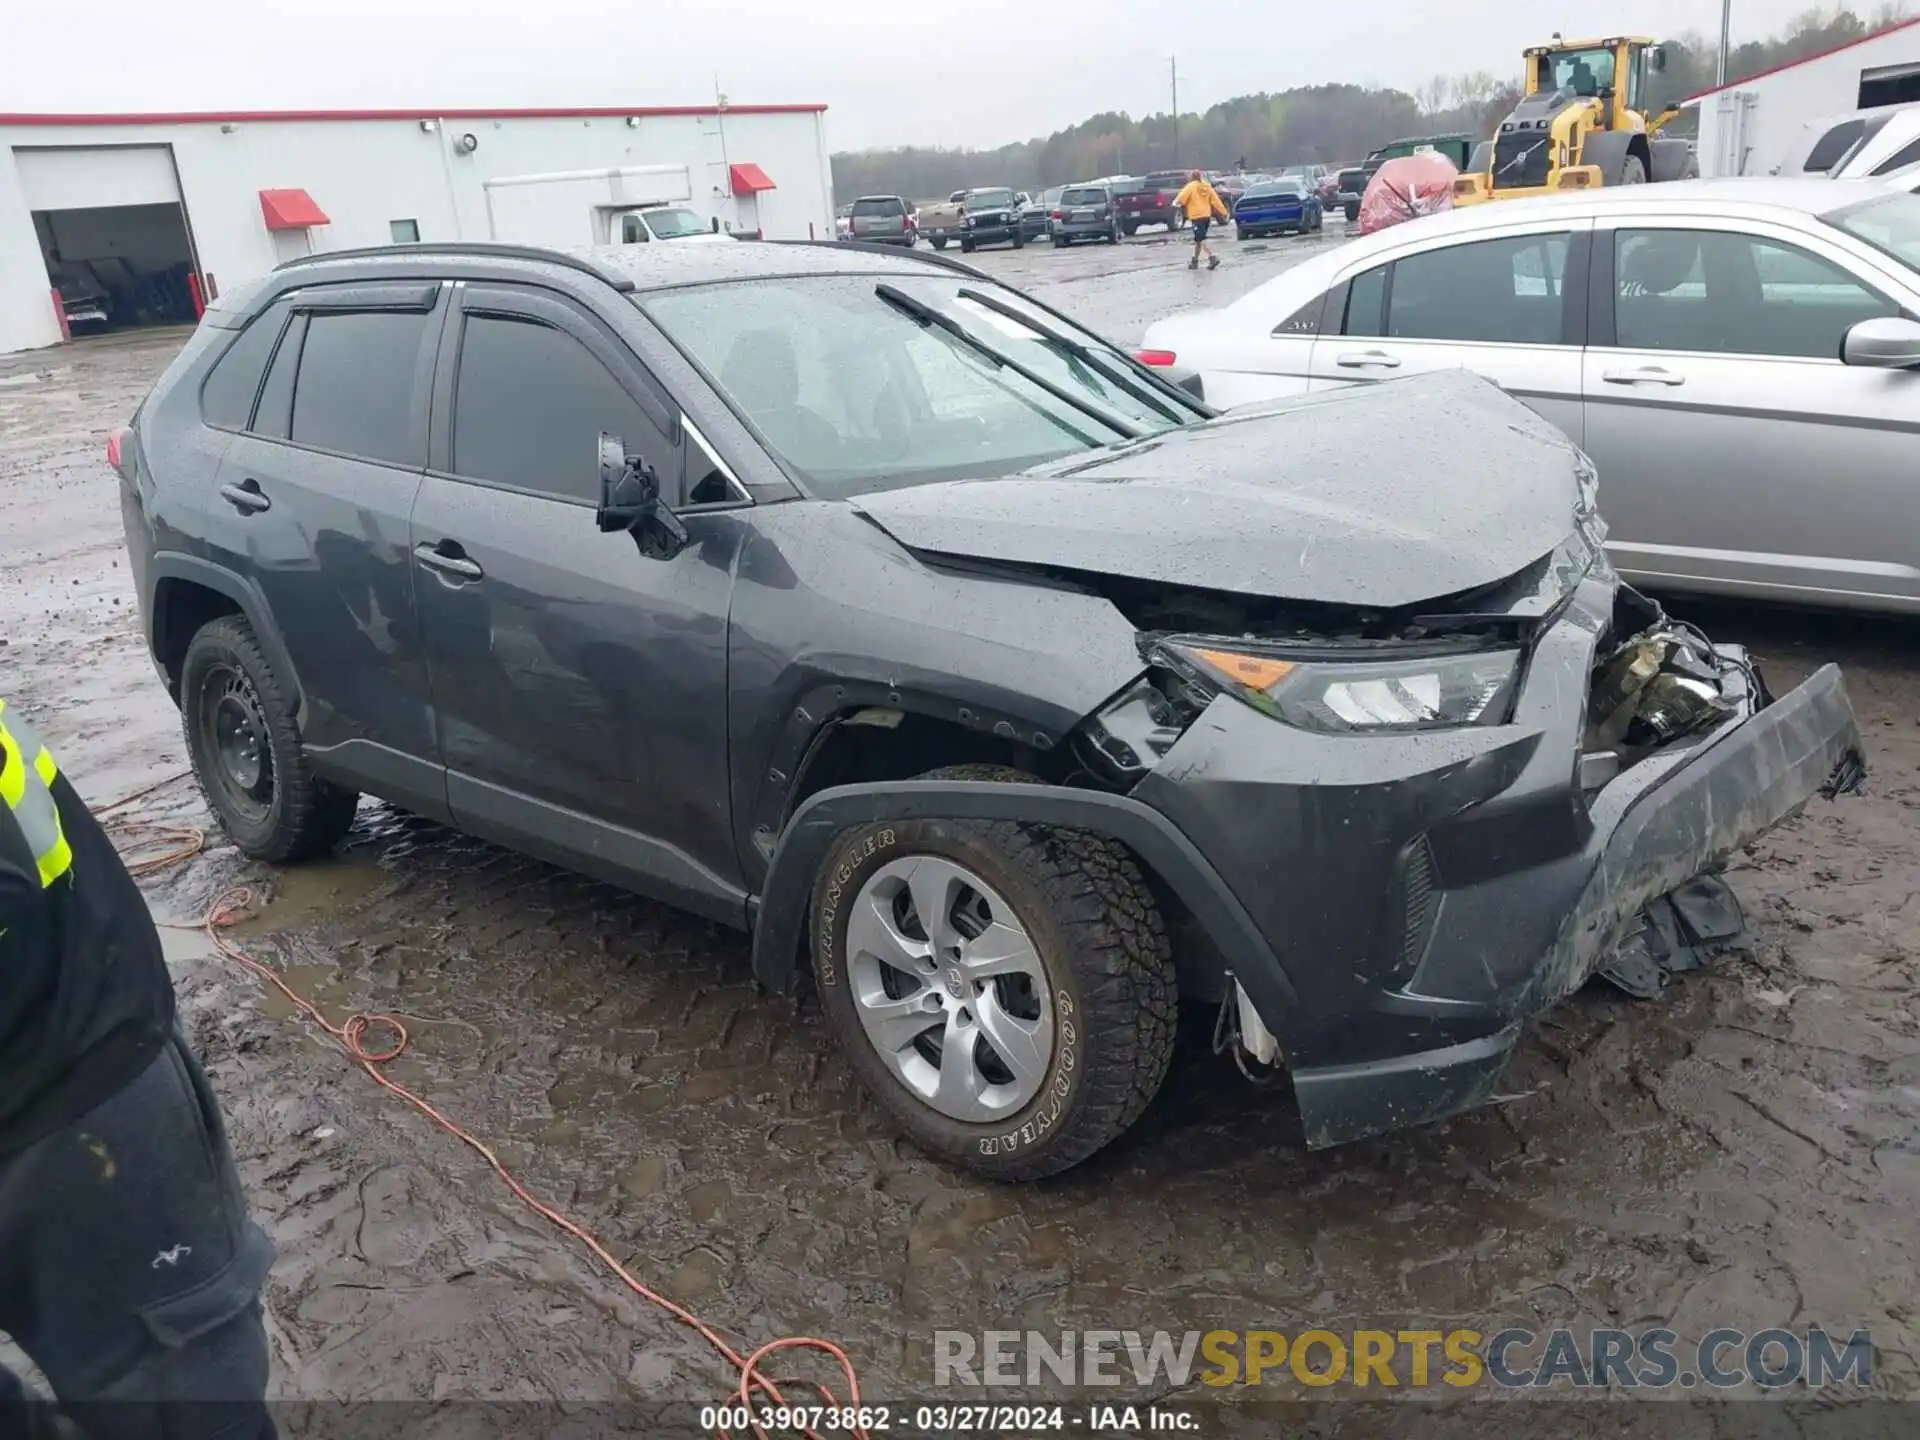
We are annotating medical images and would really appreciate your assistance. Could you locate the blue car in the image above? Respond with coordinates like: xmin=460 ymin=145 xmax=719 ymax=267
xmin=1233 ymin=176 xmax=1324 ymax=239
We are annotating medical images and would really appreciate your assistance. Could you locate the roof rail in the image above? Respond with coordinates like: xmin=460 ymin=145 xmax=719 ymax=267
xmin=273 ymin=241 xmax=637 ymax=292
xmin=765 ymin=237 xmax=992 ymax=281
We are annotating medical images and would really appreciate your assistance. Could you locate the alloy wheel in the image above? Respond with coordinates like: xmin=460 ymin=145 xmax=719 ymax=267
xmin=845 ymin=855 xmax=1054 ymax=1122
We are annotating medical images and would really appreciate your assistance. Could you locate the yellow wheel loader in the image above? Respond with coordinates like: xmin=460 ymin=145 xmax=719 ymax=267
xmin=1453 ymin=36 xmax=1698 ymax=205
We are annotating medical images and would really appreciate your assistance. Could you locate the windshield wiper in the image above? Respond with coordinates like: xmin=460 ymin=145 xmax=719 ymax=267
xmin=874 ymin=283 xmax=1143 ymax=441
xmin=955 ymin=286 xmax=1191 ymax=425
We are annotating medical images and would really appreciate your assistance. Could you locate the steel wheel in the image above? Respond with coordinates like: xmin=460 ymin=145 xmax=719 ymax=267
xmin=845 ymin=854 xmax=1054 ymax=1122
xmin=195 ymin=662 xmax=275 ymax=823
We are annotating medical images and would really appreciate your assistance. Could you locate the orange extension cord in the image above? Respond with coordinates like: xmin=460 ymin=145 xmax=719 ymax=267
xmin=96 ymin=774 xmax=870 ymax=1440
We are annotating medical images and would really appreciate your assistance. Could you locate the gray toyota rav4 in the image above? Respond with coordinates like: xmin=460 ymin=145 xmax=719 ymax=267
xmin=113 ymin=239 xmax=1864 ymax=1180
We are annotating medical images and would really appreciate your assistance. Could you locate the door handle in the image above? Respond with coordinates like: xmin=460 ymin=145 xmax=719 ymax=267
xmin=414 ymin=542 xmax=483 ymax=581
xmin=1601 ymin=366 xmax=1685 ymax=386
xmin=1335 ymin=350 xmax=1401 ymax=369
xmin=218 ymin=479 xmax=271 ymax=514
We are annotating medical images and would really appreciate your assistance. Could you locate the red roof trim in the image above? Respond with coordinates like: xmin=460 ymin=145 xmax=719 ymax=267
xmin=259 ymin=188 xmax=329 ymax=230
xmin=729 ymin=162 xmax=776 ymax=193
xmin=1685 ymin=16 xmax=1920 ymax=102
xmin=0 ymin=104 xmax=826 ymax=127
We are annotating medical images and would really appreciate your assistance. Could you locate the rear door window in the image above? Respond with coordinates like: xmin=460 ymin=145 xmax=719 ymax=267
xmin=289 ymin=310 xmax=431 ymax=466
xmin=1385 ymin=232 xmax=1571 ymax=344
xmin=451 ymin=314 xmax=659 ymax=504
xmin=252 ymin=314 xmax=307 ymax=440
xmin=201 ymin=307 xmax=288 ymax=430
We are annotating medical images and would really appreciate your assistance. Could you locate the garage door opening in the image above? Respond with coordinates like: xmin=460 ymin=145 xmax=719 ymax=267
xmin=15 ymin=144 xmax=203 ymax=339
xmin=35 ymin=204 xmax=199 ymax=335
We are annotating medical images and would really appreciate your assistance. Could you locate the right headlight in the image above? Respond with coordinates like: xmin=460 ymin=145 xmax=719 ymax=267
xmin=1153 ymin=639 xmax=1521 ymax=734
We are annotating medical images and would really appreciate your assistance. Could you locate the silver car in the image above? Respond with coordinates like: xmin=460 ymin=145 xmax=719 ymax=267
xmin=1142 ymin=179 xmax=1920 ymax=614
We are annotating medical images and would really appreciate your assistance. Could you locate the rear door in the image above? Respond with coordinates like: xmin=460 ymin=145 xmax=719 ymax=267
xmin=206 ymin=280 xmax=446 ymax=814
xmin=1305 ymin=220 xmax=1589 ymax=446
xmin=411 ymin=282 xmax=746 ymax=919
xmin=1581 ymin=215 xmax=1920 ymax=606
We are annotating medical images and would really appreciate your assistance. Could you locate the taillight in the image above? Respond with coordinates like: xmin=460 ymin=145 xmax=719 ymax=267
xmin=1135 ymin=349 xmax=1177 ymax=367
xmin=106 ymin=428 xmax=126 ymax=477
xmin=1051 ymin=209 xmax=1064 ymax=220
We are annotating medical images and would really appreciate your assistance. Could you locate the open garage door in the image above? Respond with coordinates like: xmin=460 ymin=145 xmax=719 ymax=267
xmin=15 ymin=145 xmax=202 ymax=337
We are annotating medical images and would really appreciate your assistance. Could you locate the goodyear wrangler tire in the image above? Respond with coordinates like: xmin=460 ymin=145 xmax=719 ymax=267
xmin=810 ymin=765 xmax=1176 ymax=1180
xmin=180 ymin=615 xmax=359 ymax=863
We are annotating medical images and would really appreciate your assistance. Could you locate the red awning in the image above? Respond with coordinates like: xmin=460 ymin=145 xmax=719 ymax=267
xmin=729 ymin=162 xmax=775 ymax=194
xmin=259 ymin=188 xmax=329 ymax=230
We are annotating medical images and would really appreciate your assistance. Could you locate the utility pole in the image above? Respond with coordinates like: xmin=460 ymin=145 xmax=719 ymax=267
xmin=1716 ymin=0 xmax=1732 ymax=86
xmin=1170 ymin=57 xmax=1179 ymax=168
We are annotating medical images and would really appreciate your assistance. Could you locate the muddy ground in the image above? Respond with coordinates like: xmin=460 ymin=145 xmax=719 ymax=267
xmin=2 ymin=232 xmax=1917 ymax=1428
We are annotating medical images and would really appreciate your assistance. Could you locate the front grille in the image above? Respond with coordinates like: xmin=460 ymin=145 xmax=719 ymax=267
xmin=1493 ymin=131 xmax=1552 ymax=188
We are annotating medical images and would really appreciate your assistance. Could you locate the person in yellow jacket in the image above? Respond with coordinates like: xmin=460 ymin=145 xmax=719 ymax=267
xmin=1172 ymin=170 xmax=1229 ymax=271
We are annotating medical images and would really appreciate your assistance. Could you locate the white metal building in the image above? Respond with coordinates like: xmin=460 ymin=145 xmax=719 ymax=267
xmin=0 ymin=103 xmax=834 ymax=355
xmin=1689 ymin=18 xmax=1920 ymax=177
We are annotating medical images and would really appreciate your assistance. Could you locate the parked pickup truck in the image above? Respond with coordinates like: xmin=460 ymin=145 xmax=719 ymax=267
xmin=916 ymin=191 xmax=969 ymax=250
xmin=1114 ymin=171 xmax=1194 ymax=234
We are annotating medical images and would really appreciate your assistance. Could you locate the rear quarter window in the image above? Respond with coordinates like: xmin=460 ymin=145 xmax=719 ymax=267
xmin=200 ymin=307 xmax=287 ymax=430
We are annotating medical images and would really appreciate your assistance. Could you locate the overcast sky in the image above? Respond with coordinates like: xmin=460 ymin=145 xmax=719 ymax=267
xmin=1 ymin=0 xmax=1865 ymax=151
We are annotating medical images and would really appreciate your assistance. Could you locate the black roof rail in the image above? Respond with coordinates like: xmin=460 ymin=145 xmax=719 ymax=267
xmin=765 ymin=237 xmax=992 ymax=282
xmin=273 ymin=241 xmax=637 ymax=293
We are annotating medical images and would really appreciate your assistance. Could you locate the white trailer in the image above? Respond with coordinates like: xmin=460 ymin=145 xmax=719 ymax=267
xmin=482 ymin=165 xmax=732 ymax=246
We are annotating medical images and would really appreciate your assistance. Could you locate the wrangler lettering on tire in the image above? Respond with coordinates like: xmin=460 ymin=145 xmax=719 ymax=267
xmin=809 ymin=765 xmax=1176 ymax=1180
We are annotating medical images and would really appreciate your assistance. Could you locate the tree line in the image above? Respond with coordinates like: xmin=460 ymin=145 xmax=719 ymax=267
xmin=830 ymin=5 xmax=1911 ymax=203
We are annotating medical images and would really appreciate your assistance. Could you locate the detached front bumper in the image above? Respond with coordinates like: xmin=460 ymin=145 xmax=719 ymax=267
xmin=1133 ymin=576 xmax=1866 ymax=1148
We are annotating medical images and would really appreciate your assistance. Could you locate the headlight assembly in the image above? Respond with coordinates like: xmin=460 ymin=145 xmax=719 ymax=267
xmin=1154 ymin=639 xmax=1521 ymax=734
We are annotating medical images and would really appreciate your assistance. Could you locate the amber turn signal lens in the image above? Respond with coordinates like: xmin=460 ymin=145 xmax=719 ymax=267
xmin=1189 ymin=648 xmax=1296 ymax=691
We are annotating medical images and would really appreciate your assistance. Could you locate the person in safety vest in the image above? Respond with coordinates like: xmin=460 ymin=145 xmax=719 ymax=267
xmin=0 ymin=697 xmax=275 ymax=1440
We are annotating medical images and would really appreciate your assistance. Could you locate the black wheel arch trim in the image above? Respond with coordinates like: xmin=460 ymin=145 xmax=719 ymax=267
xmin=148 ymin=553 xmax=307 ymax=723
xmin=749 ymin=778 xmax=1302 ymax=1040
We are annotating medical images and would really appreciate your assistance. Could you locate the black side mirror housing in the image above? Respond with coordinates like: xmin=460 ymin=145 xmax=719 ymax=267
xmin=596 ymin=432 xmax=689 ymax=559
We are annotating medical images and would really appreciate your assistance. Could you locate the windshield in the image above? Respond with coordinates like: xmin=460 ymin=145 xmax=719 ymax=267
xmin=1061 ymin=187 xmax=1107 ymax=205
xmin=640 ymin=276 xmax=1194 ymax=498
xmin=1827 ymin=190 xmax=1920 ymax=271
xmin=1544 ymin=46 xmax=1615 ymax=96
xmin=643 ymin=208 xmax=708 ymax=239
xmin=965 ymin=189 xmax=1015 ymax=211
xmin=1274 ymin=174 xmax=1308 ymax=191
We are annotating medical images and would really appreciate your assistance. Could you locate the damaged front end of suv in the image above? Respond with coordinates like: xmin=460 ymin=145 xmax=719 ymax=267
xmin=757 ymin=369 xmax=1865 ymax=1155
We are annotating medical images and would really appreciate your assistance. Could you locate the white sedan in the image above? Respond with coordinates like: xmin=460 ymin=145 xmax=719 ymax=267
xmin=1140 ymin=178 xmax=1920 ymax=614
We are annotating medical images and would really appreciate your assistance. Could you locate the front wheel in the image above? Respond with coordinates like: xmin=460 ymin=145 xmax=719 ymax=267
xmin=810 ymin=766 xmax=1176 ymax=1181
xmin=960 ymin=238 xmax=975 ymax=253
xmin=180 ymin=614 xmax=359 ymax=863
xmin=1618 ymin=155 xmax=1648 ymax=186
xmin=931 ymin=236 xmax=948 ymax=250
xmin=1012 ymin=233 xmax=1025 ymax=249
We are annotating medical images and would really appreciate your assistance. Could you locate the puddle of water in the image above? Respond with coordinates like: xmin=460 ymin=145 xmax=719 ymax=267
xmin=230 ymin=857 xmax=389 ymax=933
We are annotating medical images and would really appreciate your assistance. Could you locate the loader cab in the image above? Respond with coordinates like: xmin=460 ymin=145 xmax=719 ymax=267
xmin=1524 ymin=36 xmax=1665 ymax=132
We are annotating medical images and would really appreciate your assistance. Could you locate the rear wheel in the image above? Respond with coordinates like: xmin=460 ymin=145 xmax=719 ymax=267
xmin=1053 ymin=235 xmax=1068 ymax=248
xmin=180 ymin=615 xmax=359 ymax=863
xmin=810 ymin=765 xmax=1176 ymax=1180
xmin=1123 ymin=221 xmax=1139 ymax=237
xmin=1619 ymin=155 xmax=1648 ymax=186
xmin=932 ymin=237 xmax=948 ymax=250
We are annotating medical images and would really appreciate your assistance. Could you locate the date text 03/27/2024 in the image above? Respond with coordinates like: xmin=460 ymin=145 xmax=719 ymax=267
xmin=697 ymin=1404 xmax=1197 ymax=1433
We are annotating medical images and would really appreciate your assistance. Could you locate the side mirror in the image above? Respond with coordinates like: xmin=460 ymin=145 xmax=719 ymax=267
xmin=1648 ymin=45 xmax=1668 ymax=73
xmin=596 ymin=432 xmax=690 ymax=559
xmin=1841 ymin=316 xmax=1920 ymax=369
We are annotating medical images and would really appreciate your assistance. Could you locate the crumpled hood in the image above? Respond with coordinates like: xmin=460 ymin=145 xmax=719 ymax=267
xmin=851 ymin=369 xmax=1585 ymax=610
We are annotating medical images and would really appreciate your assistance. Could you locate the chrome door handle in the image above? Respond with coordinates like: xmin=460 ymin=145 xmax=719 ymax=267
xmin=1335 ymin=350 xmax=1401 ymax=369
xmin=414 ymin=543 xmax=483 ymax=581
xmin=1601 ymin=366 xmax=1685 ymax=386
xmin=219 ymin=480 xmax=271 ymax=514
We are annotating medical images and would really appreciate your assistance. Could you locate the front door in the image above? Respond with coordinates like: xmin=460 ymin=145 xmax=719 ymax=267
xmin=205 ymin=281 xmax=444 ymax=812
xmin=411 ymin=284 xmax=745 ymax=920
xmin=1581 ymin=219 xmax=1920 ymax=606
xmin=1306 ymin=222 xmax=1588 ymax=446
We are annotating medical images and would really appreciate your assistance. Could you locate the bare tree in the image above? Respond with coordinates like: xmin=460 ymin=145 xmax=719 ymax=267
xmin=1415 ymin=77 xmax=1452 ymax=117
